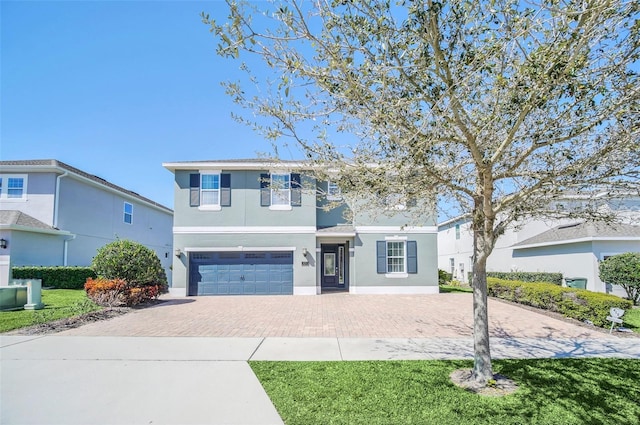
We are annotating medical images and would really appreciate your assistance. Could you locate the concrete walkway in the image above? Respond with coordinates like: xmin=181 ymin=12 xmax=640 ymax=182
xmin=2 ymin=334 xmax=639 ymax=425
xmin=2 ymin=294 xmax=638 ymax=424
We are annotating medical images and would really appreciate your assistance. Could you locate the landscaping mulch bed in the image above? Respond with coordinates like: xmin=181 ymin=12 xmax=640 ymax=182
xmin=4 ymin=307 xmax=133 ymax=335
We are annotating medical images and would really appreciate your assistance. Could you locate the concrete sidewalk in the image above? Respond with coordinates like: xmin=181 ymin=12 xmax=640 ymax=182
xmin=2 ymin=335 xmax=639 ymax=425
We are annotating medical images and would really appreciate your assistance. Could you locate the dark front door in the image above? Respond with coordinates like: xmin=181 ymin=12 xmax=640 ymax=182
xmin=321 ymin=244 xmax=348 ymax=290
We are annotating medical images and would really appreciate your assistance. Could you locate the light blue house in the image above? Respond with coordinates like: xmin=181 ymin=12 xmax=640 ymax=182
xmin=163 ymin=159 xmax=438 ymax=296
xmin=0 ymin=160 xmax=173 ymax=285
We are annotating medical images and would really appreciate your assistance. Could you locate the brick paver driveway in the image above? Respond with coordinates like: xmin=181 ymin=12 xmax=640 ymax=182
xmin=59 ymin=293 xmax=610 ymax=338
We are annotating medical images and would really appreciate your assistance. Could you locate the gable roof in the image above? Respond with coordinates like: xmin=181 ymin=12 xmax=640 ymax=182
xmin=513 ymin=221 xmax=640 ymax=249
xmin=0 ymin=159 xmax=172 ymax=213
xmin=0 ymin=210 xmax=70 ymax=235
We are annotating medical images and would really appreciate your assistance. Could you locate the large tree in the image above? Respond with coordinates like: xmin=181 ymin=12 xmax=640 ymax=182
xmin=205 ymin=0 xmax=640 ymax=384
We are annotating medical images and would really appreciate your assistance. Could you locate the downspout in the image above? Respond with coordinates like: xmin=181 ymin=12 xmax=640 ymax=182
xmin=63 ymin=235 xmax=76 ymax=266
xmin=53 ymin=170 xmax=69 ymax=228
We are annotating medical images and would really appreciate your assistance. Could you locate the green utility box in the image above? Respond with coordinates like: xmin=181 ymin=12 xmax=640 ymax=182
xmin=565 ymin=277 xmax=587 ymax=290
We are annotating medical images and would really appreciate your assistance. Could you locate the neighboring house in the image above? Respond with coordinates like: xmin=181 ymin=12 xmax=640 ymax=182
xmin=163 ymin=159 xmax=438 ymax=296
xmin=0 ymin=160 xmax=174 ymax=285
xmin=438 ymin=200 xmax=640 ymax=296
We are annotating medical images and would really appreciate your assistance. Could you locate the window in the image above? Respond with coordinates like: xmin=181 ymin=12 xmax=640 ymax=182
xmin=386 ymin=241 xmax=405 ymax=273
xmin=189 ymin=172 xmax=231 ymax=208
xmin=271 ymin=173 xmax=291 ymax=206
xmin=201 ymin=174 xmax=220 ymax=206
xmin=0 ymin=174 xmax=27 ymax=200
xmin=449 ymin=258 xmax=455 ymax=275
xmin=455 ymin=224 xmax=460 ymax=239
xmin=260 ymin=173 xmax=301 ymax=208
xmin=327 ymin=180 xmax=342 ymax=200
xmin=123 ymin=202 xmax=133 ymax=224
xmin=376 ymin=240 xmax=417 ymax=276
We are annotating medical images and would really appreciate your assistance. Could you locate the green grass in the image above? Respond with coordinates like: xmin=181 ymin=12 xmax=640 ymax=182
xmin=251 ymin=359 xmax=640 ymax=425
xmin=439 ymin=284 xmax=473 ymax=293
xmin=0 ymin=289 xmax=100 ymax=333
xmin=623 ymin=307 xmax=640 ymax=333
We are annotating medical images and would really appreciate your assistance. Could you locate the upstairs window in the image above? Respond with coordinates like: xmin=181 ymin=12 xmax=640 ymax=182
xmin=271 ymin=173 xmax=291 ymax=206
xmin=201 ymin=174 xmax=220 ymax=206
xmin=327 ymin=180 xmax=342 ymax=200
xmin=260 ymin=172 xmax=302 ymax=209
xmin=455 ymin=224 xmax=460 ymax=239
xmin=189 ymin=172 xmax=231 ymax=209
xmin=124 ymin=202 xmax=133 ymax=224
xmin=0 ymin=175 xmax=27 ymax=200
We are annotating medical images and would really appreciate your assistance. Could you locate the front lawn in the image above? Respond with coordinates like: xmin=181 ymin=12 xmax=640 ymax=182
xmin=251 ymin=358 xmax=640 ymax=425
xmin=623 ymin=307 xmax=640 ymax=333
xmin=439 ymin=284 xmax=473 ymax=293
xmin=0 ymin=289 xmax=100 ymax=333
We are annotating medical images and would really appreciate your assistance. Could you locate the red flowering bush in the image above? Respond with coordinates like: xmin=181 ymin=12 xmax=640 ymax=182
xmin=85 ymin=277 xmax=163 ymax=307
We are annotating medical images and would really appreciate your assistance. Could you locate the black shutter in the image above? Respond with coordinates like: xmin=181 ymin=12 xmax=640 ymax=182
xmin=376 ymin=241 xmax=386 ymax=274
xmin=407 ymin=241 xmax=417 ymax=274
xmin=291 ymin=173 xmax=302 ymax=207
xmin=189 ymin=173 xmax=200 ymax=207
xmin=220 ymin=173 xmax=231 ymax=207
xmin=260 ymin=173 xmax=270 ymax=206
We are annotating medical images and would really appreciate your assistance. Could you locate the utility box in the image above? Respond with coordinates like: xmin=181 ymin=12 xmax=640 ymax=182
xmin=565 ymin=277 xmax=587 ymax=290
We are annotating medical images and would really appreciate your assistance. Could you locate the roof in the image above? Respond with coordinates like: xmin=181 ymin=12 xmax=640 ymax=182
xmin=0 ymin=159 xmax=172 ymax=213
xmin=162 ymin=158 xmax=312 ymax=172
xmin=316 ymin=225 xmax=356 ymax=236
xmin=0 ymin=210 xmax=70 ymax=235
xmin=513 ymin=221 xmax=640 ymax=249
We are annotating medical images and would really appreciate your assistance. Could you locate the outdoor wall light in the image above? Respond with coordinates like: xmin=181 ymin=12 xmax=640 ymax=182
xmin=0 ymin=239 xmax=7 ymax=249
xmin=174 ymin=248 xmax=181 ymax=258
xmin=302 ymin=248 xmax=308 ymax=257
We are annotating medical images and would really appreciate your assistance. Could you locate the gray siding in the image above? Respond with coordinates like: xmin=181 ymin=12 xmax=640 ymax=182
xmin=5 ymin=231 xmax=65 ymax=266
xmin=353 ymin=233 xmax=438 ymax=288
xmin=174 ymin=170 xmax=316 ymax=227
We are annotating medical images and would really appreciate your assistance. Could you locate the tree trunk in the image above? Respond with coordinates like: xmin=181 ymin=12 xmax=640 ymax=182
xmin=470 ymin=198 xmax=494 ymax=384
xmin=470 ymin=250 xmax=492 ymax=384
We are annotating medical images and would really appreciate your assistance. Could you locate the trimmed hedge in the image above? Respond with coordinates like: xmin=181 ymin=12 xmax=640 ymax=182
xmin=12 ymin=266 xmax=96 ymax=289
xmin=486 ymin=272 xmax=563 ymax=285
xmin=488 ymin=277 xmax=632 ymax=327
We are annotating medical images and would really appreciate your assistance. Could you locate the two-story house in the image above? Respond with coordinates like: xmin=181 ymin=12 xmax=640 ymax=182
xmin=0 ymin=160 xmax=174 ymax=285
xmin=163 ymin=159 xmax=439 ymax=296
xmin=438 ymin=197 xmax=640 ymax=295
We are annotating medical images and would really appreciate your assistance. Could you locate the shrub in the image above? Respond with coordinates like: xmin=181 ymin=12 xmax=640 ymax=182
xmin=92 ymin=240 xmax=168 ymax=292
xmin=486 ymin=271 xmax=563 ymax=285
xmin=488 ymin=278 xmax=632 ymax=327
xmin=85 ymin=278 xmax=163 ymax=307
xmin=12 ymin=266 xmax=96 ymax=289
xmin=438 ymin=269 xmax=452 ymax=285
xmin=599 ymin=252 xmax=640 ymax=305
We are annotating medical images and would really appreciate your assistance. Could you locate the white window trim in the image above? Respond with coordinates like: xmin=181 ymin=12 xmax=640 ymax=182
xmin=385 ymin=239 xmax=407 ymax=276
xmin=0 ymin=174 xmax=28 ymax=201
xmin=326 ymin=180 xmax=342 ymax=201
xmin=270 ymin=172 xmax=292 ymax=210
xmin=199 ymin=172 xmax=221 ymax=209
xmin=123 ymin=202 xmax=133 ymax=225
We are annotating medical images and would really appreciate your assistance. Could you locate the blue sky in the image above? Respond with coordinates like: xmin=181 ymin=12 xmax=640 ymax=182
xmin=2 ymin=1 xmax=272 ymax=209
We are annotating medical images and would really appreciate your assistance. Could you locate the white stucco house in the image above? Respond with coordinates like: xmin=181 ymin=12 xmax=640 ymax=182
xmin=438 ymin=198 xmax=640 ymax=296
xmin=0 ymin=160 xmax=174 ymax=285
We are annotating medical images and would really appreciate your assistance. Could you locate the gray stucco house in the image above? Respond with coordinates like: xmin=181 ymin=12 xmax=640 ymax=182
xmin=163 ymin=159 xmax=438 ymax=296
xmin=0 ymin=160 xmax=174 ymax=285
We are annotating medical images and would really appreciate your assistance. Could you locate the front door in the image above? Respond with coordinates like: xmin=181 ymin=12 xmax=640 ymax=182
xmin=321 ymin=244 xmax=348 ymax=290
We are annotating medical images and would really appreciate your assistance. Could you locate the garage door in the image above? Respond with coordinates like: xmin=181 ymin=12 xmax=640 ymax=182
xmin=188 ymin=251 xmax=294 ymax=296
